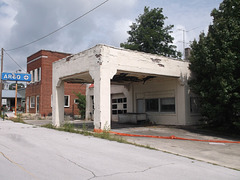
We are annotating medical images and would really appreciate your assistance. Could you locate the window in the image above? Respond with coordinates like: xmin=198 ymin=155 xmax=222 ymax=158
xmin=160 ymin=98 xmax=175 ymax=112
xmin=37 ymin=68 xmax=41 ymax=82
xmin=29 ymin=68 xmax=41 ymax=83
xmin=32 ymin=70 xmax=35 ymax=82
xmin=145 ymin=97 xmax=176 ymax=113
xmin=190 ymin=97 xmax=200 ymax=113
xmin=112 ymin=99 xmax=117 ymax=103
xmin=112 ymin=104 xmax=117 ymax=109
xmin=36 ymin=96 xmax=40 ymax=113
xmin=51 ymin=95 xmax=70 ymax=108
xmin=111 ymin=97 xmax=127 ymax=115
xmin=64 ymin=95 xmax=70 ymax=107
xmin=74 ymin=98 xmax=79 ymax=104
xmin=146 ymin=99 xmax=159 ymax=112
xmin=112 ymin=110 xmax=117 ymax=114
xmin=34 ymin=69 xmax=38 ymax=82
xmin=118 ymin=98 xmax=123 ymax=103
xmin=30 ymin=96 xmax=35 ymax=108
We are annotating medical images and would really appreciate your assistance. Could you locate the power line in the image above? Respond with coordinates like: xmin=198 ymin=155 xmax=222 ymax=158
xmin=3 ymin=49 xmax=26 ymax=72
xmin=6 ymin=0 xmax=109 ymax=51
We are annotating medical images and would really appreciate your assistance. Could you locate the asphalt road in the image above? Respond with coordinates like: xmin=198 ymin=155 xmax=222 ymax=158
xmin=0 ymin=120 xmax=240 ymax=180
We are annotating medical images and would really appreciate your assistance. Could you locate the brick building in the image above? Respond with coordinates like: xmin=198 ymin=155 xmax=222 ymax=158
xmin=26 ymin=50 xmax=86 ymax=117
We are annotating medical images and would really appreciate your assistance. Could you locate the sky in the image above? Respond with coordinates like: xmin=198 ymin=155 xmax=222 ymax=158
xmin=0 ymin=0 xmax=222 ymax=73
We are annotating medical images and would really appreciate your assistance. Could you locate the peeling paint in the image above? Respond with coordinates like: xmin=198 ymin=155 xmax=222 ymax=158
xmin=95 ymin=54 xmax=102 ymax=65
xmin=158 ymin=64 xmax=165 ymax=67
xmin=151 ymin=58 xmax=162 ymax=63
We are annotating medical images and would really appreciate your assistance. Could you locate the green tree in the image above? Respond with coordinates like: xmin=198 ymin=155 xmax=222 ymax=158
xmin=120 ymin=6 xmax=181 ymax=58
xmin=75 ymin=92 xmax=86 ymax=119
xmin=189 ymin=0 xmax=240 ymax=128
xmin=9 ymin=83 xmax=25 ymax=90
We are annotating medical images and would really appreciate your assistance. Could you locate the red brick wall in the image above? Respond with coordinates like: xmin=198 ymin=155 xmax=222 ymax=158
xmin=26 ymin=51 xmax=42 ymax=114
xmin=64 ymin=82 xmax=86 ymax=116
xmin=26 ymin=50 xmax=86 ymax=117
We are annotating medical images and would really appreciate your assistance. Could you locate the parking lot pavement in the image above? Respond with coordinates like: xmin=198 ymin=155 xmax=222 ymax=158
xmin=0 ymin=120 xmax=240 ymax=180
xmin=112 ymin=126 xmax=240 ymax=170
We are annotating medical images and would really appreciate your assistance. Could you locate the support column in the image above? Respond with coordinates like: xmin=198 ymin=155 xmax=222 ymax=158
xmin=52 ymin=80 xmax=64 ymax=127
xmin=177 ymin=76 xmax=188 ymax=125
xmin=85 ymin=84 xmax=92 ymax=120
xmin=90 ymin=67 xmax=116 ymax=130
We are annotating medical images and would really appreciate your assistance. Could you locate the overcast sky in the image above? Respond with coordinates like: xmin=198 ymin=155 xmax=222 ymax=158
xmin=0 ymin=0 xmax=222 ymax=72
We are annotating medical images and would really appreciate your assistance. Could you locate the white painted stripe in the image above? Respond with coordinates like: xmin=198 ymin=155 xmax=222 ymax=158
xmin=27 ymin=55 xmax=48 ymax=64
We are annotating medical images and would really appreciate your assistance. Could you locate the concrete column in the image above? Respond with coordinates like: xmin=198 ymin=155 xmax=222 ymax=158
xmin=89 ymin=67 xmax=116 ymax=130
xmin=52 ymin=80 xmax=64 ymax=127
xmin=176 ymin=76 xmax=187 ymax=125
xmin=85 ymin=84 xmax=91 ymax=120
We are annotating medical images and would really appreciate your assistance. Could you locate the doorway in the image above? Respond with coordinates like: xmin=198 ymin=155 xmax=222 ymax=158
xmin=137 ymin=99 xmax=145 ymax=113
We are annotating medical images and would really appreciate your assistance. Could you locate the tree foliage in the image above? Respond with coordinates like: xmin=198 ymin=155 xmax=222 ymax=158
xmin=120 ymin=7 xmax=181 ymax=58
xmin=75 ymin=92 xmax=86 ymax=119
xmin=9 ymin=83 xmax=25 ymax=90
xmin=189 ymin=0 xmax=240 ymax=127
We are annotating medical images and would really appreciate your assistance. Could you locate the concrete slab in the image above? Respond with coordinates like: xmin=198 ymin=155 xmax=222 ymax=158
xmin=112 ymin=126 xmax=240 ymax=170
xmin=0 ymin=120 xmax=240 ymax=180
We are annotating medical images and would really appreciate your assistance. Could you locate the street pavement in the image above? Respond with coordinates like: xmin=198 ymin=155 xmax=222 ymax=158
xmin=0 ymin=120 xmax=240 ymax=180
xmin=24 ymin=119 xmax=240 ymax=170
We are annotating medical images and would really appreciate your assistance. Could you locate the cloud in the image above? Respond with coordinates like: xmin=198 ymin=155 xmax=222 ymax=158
xmin=0 ymin=1 xmax=17 ymax=45
xmin=0 ymin=0 xmax=222 ymax=72
xmin=1 ymin=0 xmax=138 ymax=71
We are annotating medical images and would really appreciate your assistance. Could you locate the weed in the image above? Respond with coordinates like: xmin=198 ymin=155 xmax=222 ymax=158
xmin=62 ymin=123 xmax=75 ymax=132
xmin=41 ymin=122 xmax=157 ymax=151
xmin=8 ymin=113 xmax=25 ymax=124
xmin=42 ymin=124 xmax=56 ymax=129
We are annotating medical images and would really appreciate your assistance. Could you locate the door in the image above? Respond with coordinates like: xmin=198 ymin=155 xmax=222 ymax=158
xmin=36 ymin=96 xmax=40 ymax=114
xmin=137 ymin=99 xmax=145 ymax=113
xmin=26 ymin=97 xmax=29 ymax=113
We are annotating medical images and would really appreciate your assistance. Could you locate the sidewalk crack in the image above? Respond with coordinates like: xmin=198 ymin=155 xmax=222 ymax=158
xmin=0 ymin=151 xmax=38 ymax=179
xmin=58 ymin=154 xmax=173 ymax=180
xmin=89 ymin=163 xmax=174 ymax=179
xmin=57 ymin=154 xmax=96 ymax=179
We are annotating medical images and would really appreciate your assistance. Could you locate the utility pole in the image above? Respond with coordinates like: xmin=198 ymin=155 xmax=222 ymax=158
xmin=178 ymin=26 xmax=201 ymax=60
xmin=15 ymin=80 xmax=18 ymax=116
xmin=178 ymin=29 xmax=186 ymax=60
xmin=0 ymin=48 xmax=3 ymax=113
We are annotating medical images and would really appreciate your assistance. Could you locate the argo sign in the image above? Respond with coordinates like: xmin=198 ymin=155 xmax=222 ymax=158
xmin=2 ymin=72 xmax=31 ymax=82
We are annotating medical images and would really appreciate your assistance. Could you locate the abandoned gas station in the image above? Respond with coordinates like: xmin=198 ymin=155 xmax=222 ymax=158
xmin=52 ymin=44 xmax=201 ymax=130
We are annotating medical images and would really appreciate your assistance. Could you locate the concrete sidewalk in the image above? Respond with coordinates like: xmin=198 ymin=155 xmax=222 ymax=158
xmin=22 ymin=119 xmax=240 ymax=170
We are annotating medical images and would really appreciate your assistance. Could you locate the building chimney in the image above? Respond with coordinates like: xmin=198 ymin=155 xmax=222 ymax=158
xmin=185 ymin=48 xmax=191 ymax=60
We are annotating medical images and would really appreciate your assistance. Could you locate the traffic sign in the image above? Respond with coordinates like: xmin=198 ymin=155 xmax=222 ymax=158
xmin=2 ymin=72 xmax=31 ymax=82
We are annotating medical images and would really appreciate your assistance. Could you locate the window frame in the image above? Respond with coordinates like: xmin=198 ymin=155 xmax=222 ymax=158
xmin=64 ymin=95 xmax=70 ymax=108
xmin=145 ymin=98 xmax=159 ymax=112
xmin=74 ymin=98 xmax=79 ymax=104
xmin=37 ymin=67 xmax=41 ymax=82
xmin=160 ymin=97 xmax=175 ymax=113
xmin=30 ymin=96 xmax=35 ymax=108
xmin=144 ymin=97 xmax=176 ymax=113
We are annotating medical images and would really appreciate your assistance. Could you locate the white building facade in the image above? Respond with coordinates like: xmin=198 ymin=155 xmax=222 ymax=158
xmin=52 ymin=44 xmax=201 ymax=130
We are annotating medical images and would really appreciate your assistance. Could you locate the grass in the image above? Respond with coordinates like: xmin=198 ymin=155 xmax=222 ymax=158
xmin=7 ymin=113 xmax=26 ymax=124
